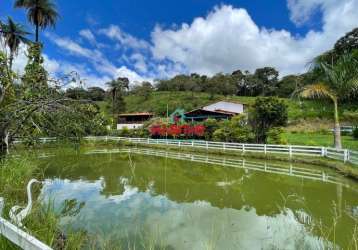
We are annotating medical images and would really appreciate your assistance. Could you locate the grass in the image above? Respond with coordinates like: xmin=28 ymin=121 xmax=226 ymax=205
xmin=109 ymin=91 xmax=357 ymax=122
xmin=0 ymin=156 xmax=87 ymax=249
xmin=96 ymin=91 xmax=352 ymax=121
xmin=285 ymin=132 xmax=358 ymax=150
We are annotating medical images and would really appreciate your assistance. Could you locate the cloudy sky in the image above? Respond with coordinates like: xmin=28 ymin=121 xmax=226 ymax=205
xmin=1 ymin=0 xmax=357 ymax=88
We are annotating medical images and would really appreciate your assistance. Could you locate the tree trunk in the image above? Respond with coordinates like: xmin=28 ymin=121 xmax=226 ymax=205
xmin=35 ymin=24 xmax=39 ymax=43
xmin=0 ymin=129 xmax=10 ymax=156
xmin=9 ymin=53 xmax=13 ymax=71
xmin=333 ymin=99 xmax=342 ymax=149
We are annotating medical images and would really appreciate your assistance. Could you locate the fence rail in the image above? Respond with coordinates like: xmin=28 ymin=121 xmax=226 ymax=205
xmin=14 ymin=136 xmax=357 ymax=165
xmin=86 ymin=148 xmax=350 ymax=187
xmin=0 ymin=198 xmax=53 ymax=250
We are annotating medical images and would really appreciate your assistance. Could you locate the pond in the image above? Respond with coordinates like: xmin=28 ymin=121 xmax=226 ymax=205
xmin=38 ymin=147 xmax=358 ymax=250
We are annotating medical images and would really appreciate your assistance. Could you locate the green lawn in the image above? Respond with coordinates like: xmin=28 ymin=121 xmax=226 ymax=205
xmin=285 ymin=132 xmax=358 ymax=150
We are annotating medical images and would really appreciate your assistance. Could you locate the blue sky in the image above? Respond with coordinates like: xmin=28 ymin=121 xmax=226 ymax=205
xmin=1 ymin=0 xmax=357 ymax=88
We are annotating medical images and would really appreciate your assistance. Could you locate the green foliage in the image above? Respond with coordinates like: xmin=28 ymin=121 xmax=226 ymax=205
xmin=203 ymin=118 xmax=220 ymax=140
xmin=106 ymin=77 xmax=129 ymax=117
xmin=0 ymin=17 xmax=30 ymax=69
xmin=65 ymin=87 xmax=106 ymax=101
xmin=21 ymin=43 xmax=48 ymax=95
xmin=334 ymin=28 xmax=358 ymax=56
xmin=353 ymin=127 xmax=358 ymax=140
xmin=0 ymin=52 xmax=16 ymax=106
xmin=267 ymin=127 xmax=287 ymax=144
xmin=14 ymin=0 xmax=59 ymax=42
xmin=131 ymin=81 xmax=154 ymax=101
xmin=212 ymin=115 xmax=254 ymax=143
xmin=250 ymin=97 xmax=288 ymax=143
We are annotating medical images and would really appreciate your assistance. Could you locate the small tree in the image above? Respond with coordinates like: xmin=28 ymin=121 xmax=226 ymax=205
xmin=299 ymin=53 xmax=358 ymax=149
xmin=250 ymin=97 xmax=288 ymax=143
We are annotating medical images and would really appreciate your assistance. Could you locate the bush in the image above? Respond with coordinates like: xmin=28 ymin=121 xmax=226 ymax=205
xmin=267 ymin=127 xmax=287 ymax=144
xmin=250 ymin=97 xmax=288 ymax=143
xmin=353 ymin=127 xmax=358 ymax=140
xmin=212 ymin=115 xmax=254 ymax=143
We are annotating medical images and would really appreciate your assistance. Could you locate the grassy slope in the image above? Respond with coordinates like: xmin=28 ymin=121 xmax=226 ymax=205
xmin=97 ymin=91 xmax=358 ymax=150
xmin=284 ymin=132 xmax=358 ymax=150
xmin=122 ymin=91 xmax=335 ymax=120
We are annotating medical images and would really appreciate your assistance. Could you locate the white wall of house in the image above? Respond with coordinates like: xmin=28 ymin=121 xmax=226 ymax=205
xmin=117 ymin=124 xmax=144 ymax=130
xmin=203 ymin=101 xmax=244 ymax=114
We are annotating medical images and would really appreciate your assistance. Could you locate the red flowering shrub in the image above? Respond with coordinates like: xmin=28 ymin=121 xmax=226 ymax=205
xmin=149 ymin=125 xmax=161 ymax=136
xmin=159 ymin=125 xmax=167 ymax=136
xmin=167 ymin=124 xmax=181 ymax=137
xmin=194 ymin=125 xmax=205 ymax=137
xmin=149 ymin=124 xmax=206 ymax=138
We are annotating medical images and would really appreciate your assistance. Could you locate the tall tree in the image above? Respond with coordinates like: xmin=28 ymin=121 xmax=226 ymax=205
xmin=14 ymin=0 xmax=59 ymax=43
xmin=254 ymin=67 xmax=279 ymax=96
xmin=300 ymin=53 xmax=358 ymax=149
xmin=334 ymin=27 xmax=358 ymax=56
xmin=106 ymin=77 xmax=129 ymax=123
xmin=250 ymin=97 xmax=288 ymax=143
xmin=0 ymin=17 xmax=31 ymax=70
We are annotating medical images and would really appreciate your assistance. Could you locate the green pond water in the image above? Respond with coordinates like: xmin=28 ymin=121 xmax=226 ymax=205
xmin=38 ymin=147 xmax=358 ymax=250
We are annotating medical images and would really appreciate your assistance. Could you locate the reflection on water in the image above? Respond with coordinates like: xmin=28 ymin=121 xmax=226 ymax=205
xmin=39 ymin=147 xmax=358 ymax=250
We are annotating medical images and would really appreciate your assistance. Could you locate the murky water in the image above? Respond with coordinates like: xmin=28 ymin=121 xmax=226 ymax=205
xmin=38 ymin=147 xmax=358 ymax=250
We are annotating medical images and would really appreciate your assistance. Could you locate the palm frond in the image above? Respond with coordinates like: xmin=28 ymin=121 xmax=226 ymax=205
xmin=299 ymin=83 xmax=336 ymax=101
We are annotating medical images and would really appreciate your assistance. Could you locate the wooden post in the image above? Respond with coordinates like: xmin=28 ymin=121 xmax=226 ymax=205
xmin=264 ymin=144 xmax=267 ymax=155
xmin=289 ymin=146 xmax=292 ymax=158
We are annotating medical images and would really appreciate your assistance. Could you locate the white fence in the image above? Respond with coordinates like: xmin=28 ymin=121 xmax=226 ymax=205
xmin=0 ymin=198 xmax=53 ymax=250
xmin=15 ymin=136 xmax=357 ymax=165
xmin=87 ymin=148 xmax=351 ymax=187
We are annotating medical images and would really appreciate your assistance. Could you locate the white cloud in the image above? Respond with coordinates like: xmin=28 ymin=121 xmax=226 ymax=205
xmin=130 ymin=53 xmax=148 ymax=73
xmin=99 ymin=25 xmax=150 ymax=50
xmin=79 ymin=29 xmax=97 ymax=45
xmin=116 ymin=66 xmax=152 ymax=85
xmin=151 ymin=2 xmax=358 ymax=76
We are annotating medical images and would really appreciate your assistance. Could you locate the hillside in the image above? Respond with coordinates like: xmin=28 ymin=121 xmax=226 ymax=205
xmin=121 ymin=91 xmax=339 ymax=121
xmin=97 ymin=91 xmax=357 ymax=123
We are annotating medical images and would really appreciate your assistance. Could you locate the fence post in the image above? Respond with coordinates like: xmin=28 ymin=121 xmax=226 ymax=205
xmin=223 ymin=143 xmax=226 ymax=152
xmin=206 ymin=141 xmax=209 ymax=150
xmin=321 ymin=147 xmax=326 ymax=157
xmin=242 ymin=144 xmax=245 ymax=154
xmin=264 ymin=144 xmax=267 ymax=155
xmin=344 ymin=149 xmax=348 ymax=163
xmin=289 ymin=146 xmax=292 ymax=158
xmin=178 ymin=141 xmax=181 ymax=148
xmin=191 ymin=141 xmax=194 ymax=147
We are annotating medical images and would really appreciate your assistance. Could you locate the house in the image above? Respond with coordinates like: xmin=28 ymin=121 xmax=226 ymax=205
xmin=184 ymin=101 xmax=245 ymax=122
xmin=117 ymin=112 xmax=154 ymax=130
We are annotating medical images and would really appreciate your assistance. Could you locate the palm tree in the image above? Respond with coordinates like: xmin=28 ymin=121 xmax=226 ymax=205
xmin=106 ymin=77 xmax=129 ymax=125
xmin=0 ymin=17 xmax=31 ymax=70
xmin=300 ymin=53 xmax=358 ymax=149
xmin=14 ymin=0 xmax=59 ymax=43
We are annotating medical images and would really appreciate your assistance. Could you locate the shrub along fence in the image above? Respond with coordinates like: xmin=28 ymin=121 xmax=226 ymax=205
xmin=14 ymin=136 xmax=358 ymax=165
